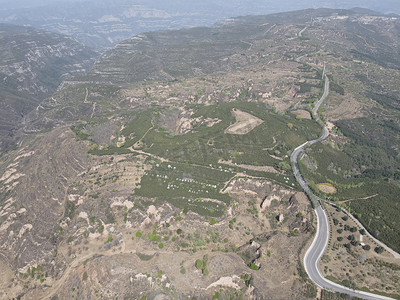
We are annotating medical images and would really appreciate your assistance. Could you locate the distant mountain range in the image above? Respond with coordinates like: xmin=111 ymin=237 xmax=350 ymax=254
xmin=0 ymin=24 xmax=96 ymax=151
xmin=0 ymin=0 xmax=399 ymax=50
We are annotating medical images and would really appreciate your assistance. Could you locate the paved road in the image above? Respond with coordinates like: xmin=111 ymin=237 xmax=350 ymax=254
xmin=312 ymin=75 xmax=329 ymax=118
xmin=305 ymin=206 xmax=394 ymax=300
xmin=291 ymin=74 xmax=395 ymax=300
xmin=298 ymin=26 xmax=308 ymax=37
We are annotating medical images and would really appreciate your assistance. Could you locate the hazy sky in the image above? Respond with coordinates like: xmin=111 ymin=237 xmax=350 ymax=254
xmin=0 ymin=0 xmax=399 ymax=13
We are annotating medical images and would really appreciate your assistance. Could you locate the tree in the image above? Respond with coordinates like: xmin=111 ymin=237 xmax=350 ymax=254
xmin=375 ymin=246 xmax=384 ymax=254
xmin=363 ymin=244 xmax=371 ymax=251
xmin=195 ymin=259 xmax=205 ymax=270
xmin=278 ymin=161 xmax=291 ymax=171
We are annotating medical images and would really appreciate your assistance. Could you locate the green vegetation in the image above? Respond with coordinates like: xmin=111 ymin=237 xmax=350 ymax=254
xmin=195 ymin=254 xmax=209 ymax=275
xmin=89 ymin=102 xmax=319 ymax=167
xmin=129 ymin=102 xmax=317 ymax=217
xmin=195 ymin=259 xmax=206 ymax=270
xmin=148 ymin=230 xmax=161 ymax=243
xmin=136 ymin=161 xmax=231 ymax=217
xmin=136 ymin=253 xmax=155 ymax=261
xmin=248 ymin=262 xmax=260 ymax=270
xmin=298 ymin=139 xmax=400 ymax=252
xmin=64 ymin=201 xmax=76 ymax=219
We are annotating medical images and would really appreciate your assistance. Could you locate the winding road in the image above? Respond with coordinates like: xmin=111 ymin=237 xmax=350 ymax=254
xmin=291 ymin=73 xmax=395 ymax=300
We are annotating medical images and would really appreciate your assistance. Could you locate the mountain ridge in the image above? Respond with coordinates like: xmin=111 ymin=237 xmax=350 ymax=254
xmin=0 ymin=23 xmax=97 ymax=151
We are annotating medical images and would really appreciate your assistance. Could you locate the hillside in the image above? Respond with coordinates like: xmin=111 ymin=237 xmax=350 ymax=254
xmin=0 ymin=0 xmax=399 ymax=49
xmin=0 ymin=8 xmax=399 ymax=300
xmin=0 ymin=24 xmax=96 ymax=151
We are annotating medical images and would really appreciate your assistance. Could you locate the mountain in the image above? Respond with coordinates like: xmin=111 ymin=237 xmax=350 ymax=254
xmin=0 ymin=8 xmax=400 ymax=300
xmin=0 ymin=24 xmax=96 ymax=151
xmin=0 ymin=0 xmax=399 ymax=50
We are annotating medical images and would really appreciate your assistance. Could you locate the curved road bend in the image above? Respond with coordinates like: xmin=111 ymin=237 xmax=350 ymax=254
xmin=291 ymin=75 xmax=395 ymax=300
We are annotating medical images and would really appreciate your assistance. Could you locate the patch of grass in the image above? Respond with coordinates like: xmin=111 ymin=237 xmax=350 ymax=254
xmin=136 ymin=253 xmax=155 ymax=261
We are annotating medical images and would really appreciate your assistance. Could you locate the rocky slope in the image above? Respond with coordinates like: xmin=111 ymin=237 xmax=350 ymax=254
xmin=1 ymin=8 xmax=400 ymax=300
xmin=0 ymin=24 xmax=96 ymax=151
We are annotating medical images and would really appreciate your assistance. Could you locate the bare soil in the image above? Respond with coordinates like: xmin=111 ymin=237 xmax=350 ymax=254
xmin=320 ymin=204 xmax=400 ymax=297
xmin=292 ymin=109 xmax=312 ymax=119
xmin=225 ymin=109 xmax=263 ymax=135
xmin=317 ymin=183 xmax=337 ymax=194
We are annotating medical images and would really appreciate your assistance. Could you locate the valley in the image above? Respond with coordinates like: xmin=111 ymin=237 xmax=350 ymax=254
xmin=0 ymin=7 xmax=399 ymax=300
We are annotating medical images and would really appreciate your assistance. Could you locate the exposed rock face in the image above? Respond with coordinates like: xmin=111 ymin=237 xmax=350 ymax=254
xmin=0 ymin=127 xmax=89 ymax=272
xmin=0 ymin=24 xmax=96 ymax=151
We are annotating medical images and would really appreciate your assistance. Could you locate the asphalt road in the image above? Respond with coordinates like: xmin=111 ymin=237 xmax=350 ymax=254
xmin=305 ymin=206 xmax=394 ymax=300
xmin=291 ymin=74 xmax=395 ymax=300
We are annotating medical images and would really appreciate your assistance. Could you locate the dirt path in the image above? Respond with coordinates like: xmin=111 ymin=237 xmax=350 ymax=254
xmin=133 ymin=119 xmax=155 ymax=147
xmin=90 ymin=102 xmax=96 ymax=118
xmin=83 ymin=88 xmax=89 ymax=103
xmin=340 ymin=194 xmax=378 ymax=203
xmin=218 ymin=159 xmax=279 ymax=174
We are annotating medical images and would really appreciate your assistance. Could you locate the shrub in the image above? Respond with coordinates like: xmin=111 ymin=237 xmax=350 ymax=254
xmin=195 ymin=259 xmax=205 ymax=270
xmin=363 ymin=244 xmax=371 ymax=251
xmin=248 ymin=263 xmax=260 ymax=270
